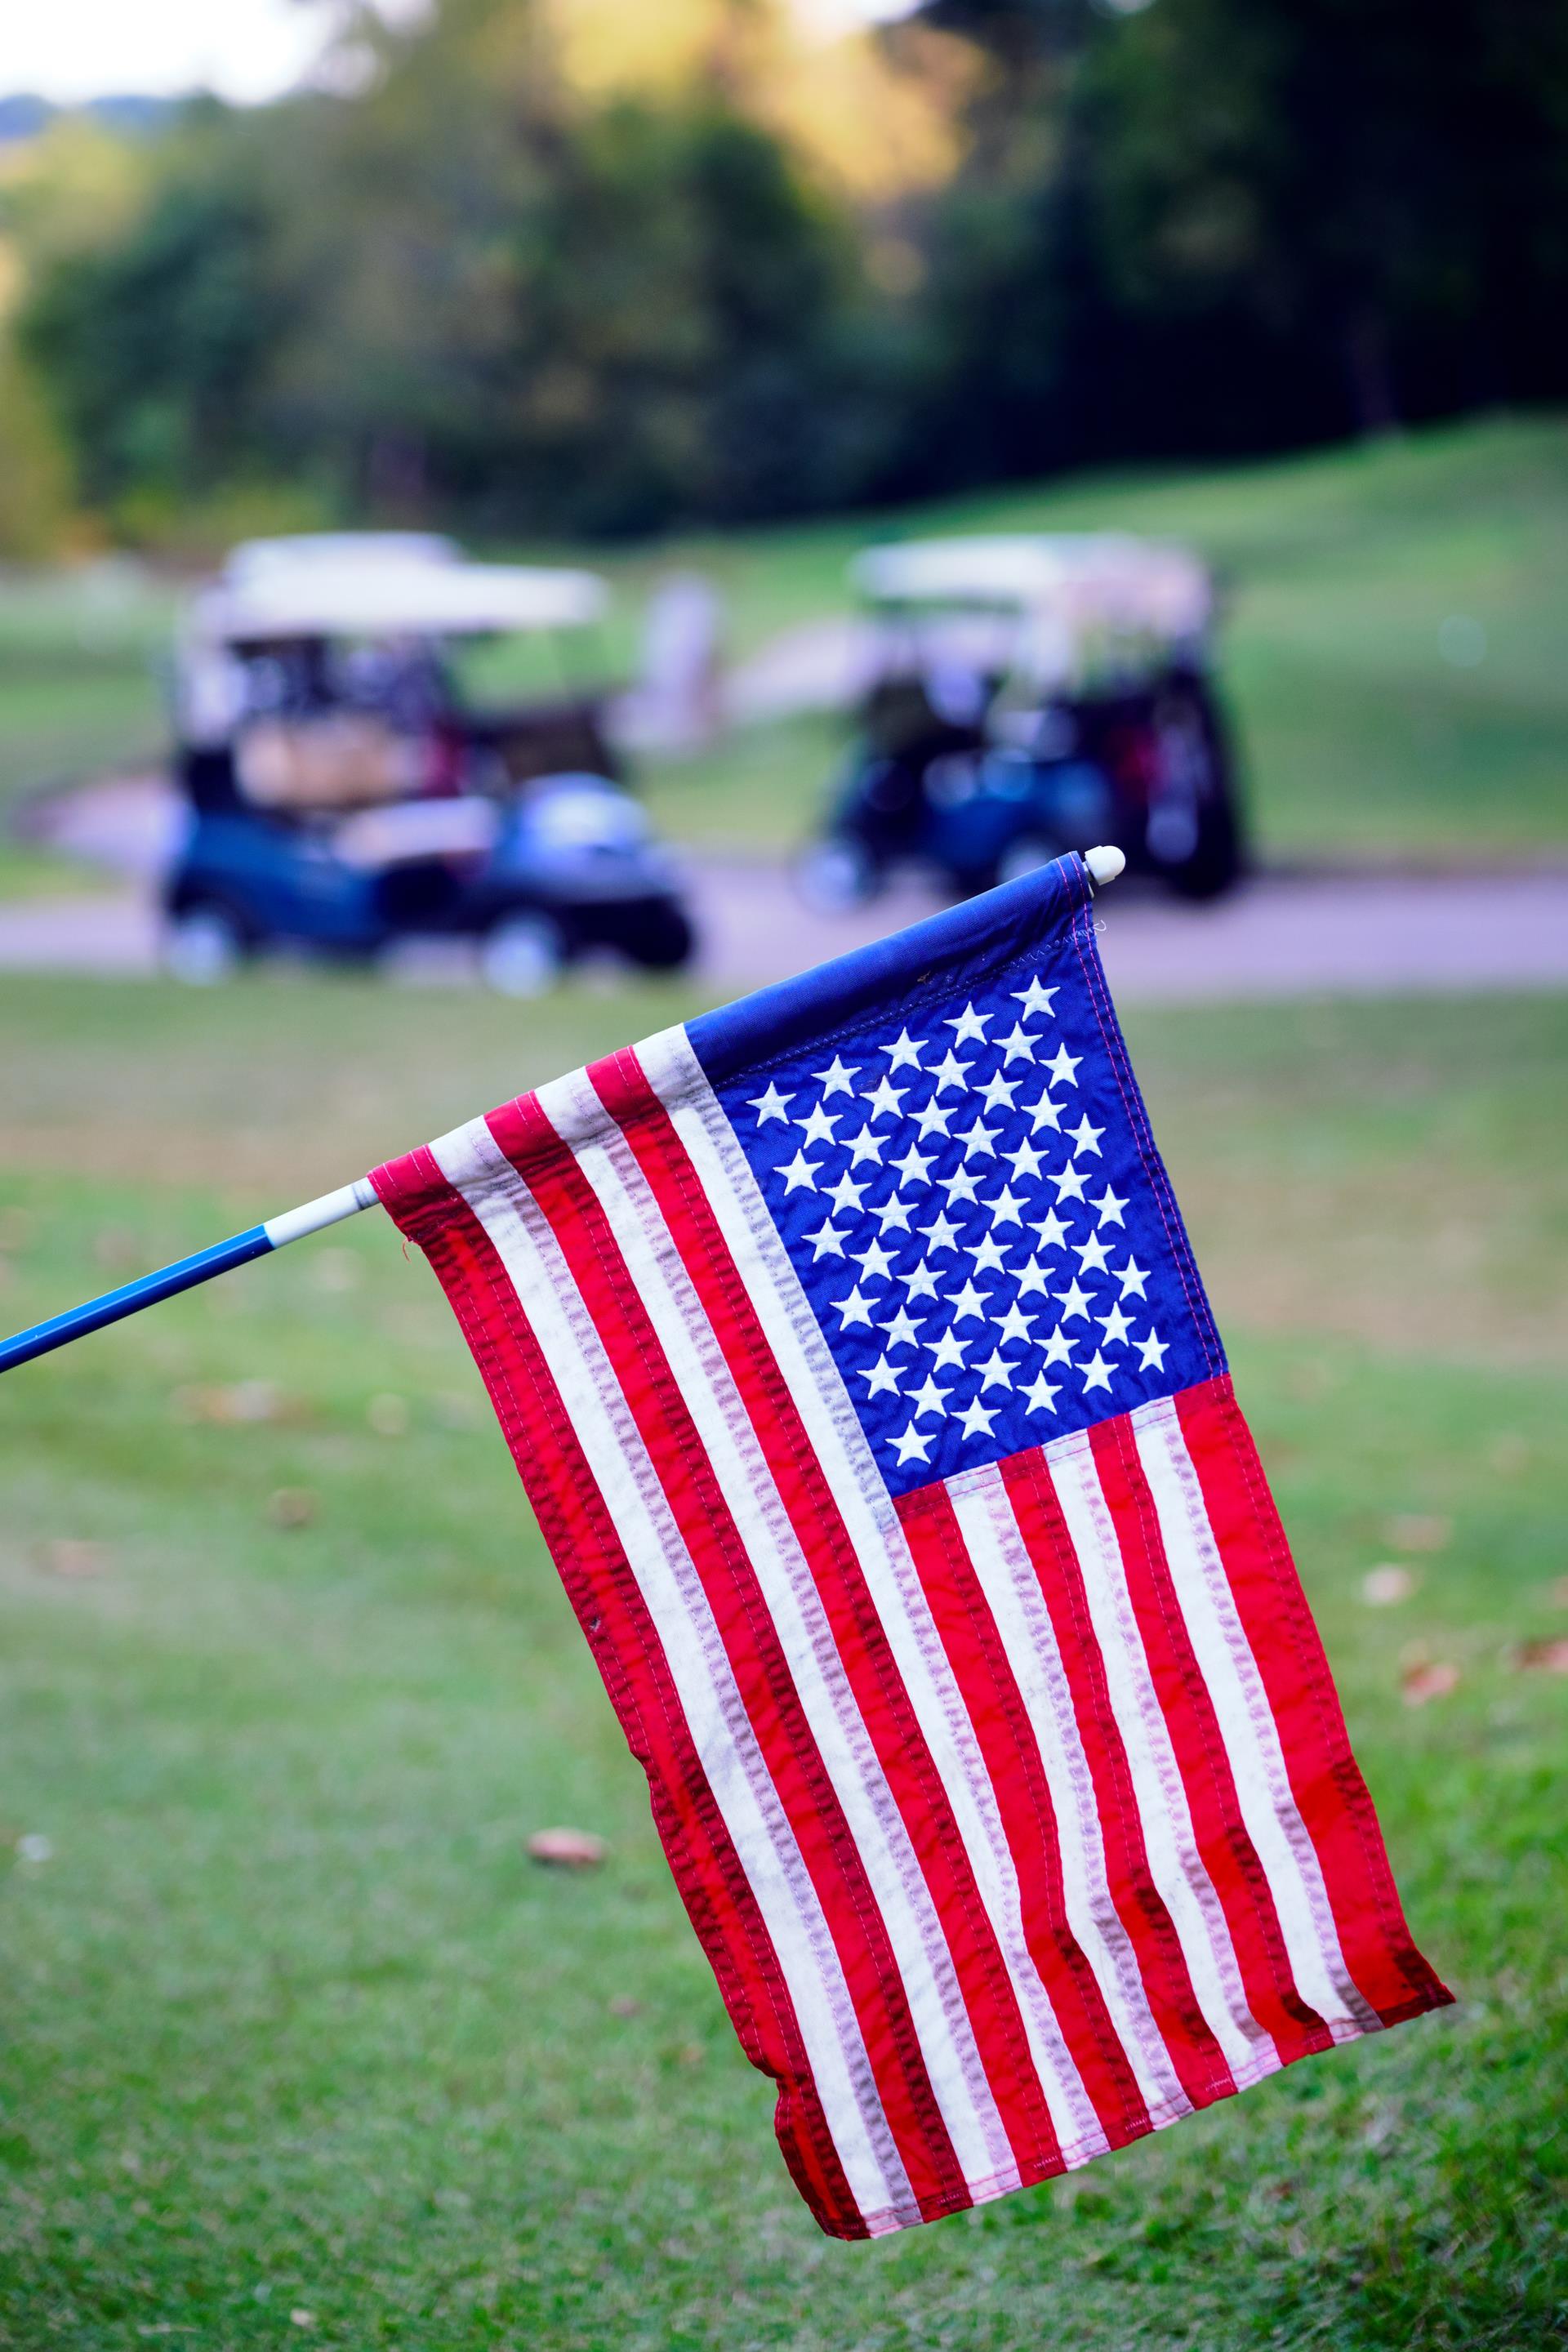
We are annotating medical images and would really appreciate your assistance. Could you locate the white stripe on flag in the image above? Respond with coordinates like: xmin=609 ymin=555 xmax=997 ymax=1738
xmin=428 ymin=1111 xmax=917 ymax=2230
xmin=946 ymin=1469 xmax=1193 ymax=2123
xmin=1130 ymin=1399 xmax=1380 ymax=2038
xmin=637 ymin=1026 xmax=1111 ymax=2166
xmin=1045 ymin=1432 xmax=1276 ymax=2080
xmin=537 ymin=1068 xmax=1020 ymax=2196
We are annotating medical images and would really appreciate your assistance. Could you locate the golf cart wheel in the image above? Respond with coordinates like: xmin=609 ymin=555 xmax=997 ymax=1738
xmin=163 ymin=900 xmax=252 ymax=986
xmin=479 ymin=911 xmax=567 ymax=997
xmin=630 ymin=902 xmax=696 ymax=973
xmin=996 ymin=835 xmax=1067 ymax=888
xmin=1149 ymin=671 xmax=1246 ymax=901
xmin=1154 ymin=794 xmax=1243 ymax=902
xmin=795 ymin=836 xmax=879 ymax=914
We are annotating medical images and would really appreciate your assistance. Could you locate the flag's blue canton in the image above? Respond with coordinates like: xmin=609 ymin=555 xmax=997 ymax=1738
xmin=715 ymin=938 xmax=1218 ymax=1497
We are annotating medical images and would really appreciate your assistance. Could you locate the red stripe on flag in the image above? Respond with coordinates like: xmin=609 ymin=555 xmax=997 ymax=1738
xmin=894 ymin=1477 xmax=1154 ymax=2149
xmin=590 ymin=1046 xmax=1067 ymax=2184
xmin=1088 ymin=1416 xmax=1334 ymax=2060
xmin=1001 ymin=1450 xmax=1238 ymax=2108
xmin=480 ymin=1093 xmax=971 ymax=2218
xmin=371 ymin=1143 xmax=867 ymax=2238
xmin=1174 ymin=1377 xmax=1453 ymax=2025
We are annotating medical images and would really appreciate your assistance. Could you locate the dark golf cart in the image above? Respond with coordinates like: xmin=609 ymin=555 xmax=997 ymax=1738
xmin=165 ymin=534 xmax=694 ymax=992
xmin=798 ymin=534 xmax=1245 ymax=908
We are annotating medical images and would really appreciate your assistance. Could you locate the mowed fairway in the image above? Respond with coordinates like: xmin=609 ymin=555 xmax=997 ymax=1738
xmin=627 ymin=415 xmax=1568 ymax=863
xmin=0 ymin=416 xmax=1565 ymax=895
xmin=0 ymin=973 xmax=1564 ymax=2350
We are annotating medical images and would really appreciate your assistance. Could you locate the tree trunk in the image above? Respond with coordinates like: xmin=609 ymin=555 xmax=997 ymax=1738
xmin=1343 ymin=303 xmax=1400 ymax=436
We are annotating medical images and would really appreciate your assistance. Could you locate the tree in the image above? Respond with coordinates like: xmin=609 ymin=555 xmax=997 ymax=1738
xmin=20 ymin=114 xmax=298 ymax=522
xmin=1080 ymin=0 xmax=1568 ymax=437
xmin=0 ymin=345 xmax=74 ymax=558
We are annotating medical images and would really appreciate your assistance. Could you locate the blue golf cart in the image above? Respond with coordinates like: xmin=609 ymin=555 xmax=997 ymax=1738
xmin=165 ymin=535 xmax=694 ymax=991
xmin=798 ymin=535 xmax=1244 ymax=908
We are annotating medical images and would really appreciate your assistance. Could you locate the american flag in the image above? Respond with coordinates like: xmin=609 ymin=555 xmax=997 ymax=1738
xmin=372 ymin=855 xmax=1449 ymax=2240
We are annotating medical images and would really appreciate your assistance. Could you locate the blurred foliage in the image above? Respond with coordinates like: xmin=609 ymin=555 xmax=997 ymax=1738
xmin=904 ymin=0 xmax=1568 ymax=488
xmin=0 ymin=345 xmax=73 ymax=559
xmin=1 ymin=0 xmax=1566 ymax=545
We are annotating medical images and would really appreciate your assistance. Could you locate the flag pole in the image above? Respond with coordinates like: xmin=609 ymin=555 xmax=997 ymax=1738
xmin=0 ymin=1179 xmax=379 ymax=1375
xmin=0 ymin=849 xmax=1126 ymax=1378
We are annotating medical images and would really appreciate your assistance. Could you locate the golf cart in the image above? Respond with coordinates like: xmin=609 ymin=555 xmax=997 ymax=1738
xmin=799 ymin=534 xmax=1245 ymax=906
xmin=165 ymin=533 xmax=694 ymax=991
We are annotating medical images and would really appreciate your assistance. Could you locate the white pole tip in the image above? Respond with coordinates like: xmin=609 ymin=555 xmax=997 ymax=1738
xmin=1085 ymin=844 xmax=1126 ymax=888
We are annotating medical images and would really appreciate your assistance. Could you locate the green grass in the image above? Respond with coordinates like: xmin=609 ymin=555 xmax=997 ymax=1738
xmin=0 ymin=564 xmax=175 ymax=894
xmin=620 ymin=414 xmax=1568 ymax=859
xmin=1 ymin=974 xmax=1565 ymax=2348
xmin=639 ymin=709 xmax=852 ymax=855
xmin=1 ymin=414 xmax=1566 ymax=885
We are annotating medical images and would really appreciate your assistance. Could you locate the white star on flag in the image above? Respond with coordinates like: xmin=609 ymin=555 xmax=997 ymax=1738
xmin=880 ymin=1030 xmax=927 ymax=1070
xmin=1009 ymin=973 xmax=1058 ymax=1016
xmin=861 ymin=1075 xmax=907 ymax=1122
xmin=795 ymin=1101 xmax=842 ymax=1147
xmin=928 ymin=1050 xmax=972 ymax=1094
xmin=945 ymin=1003 xmax=991 ymax=1045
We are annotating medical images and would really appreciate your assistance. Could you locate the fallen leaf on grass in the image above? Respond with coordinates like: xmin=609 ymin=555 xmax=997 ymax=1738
xmin=37 ymin=1539 xmax=109 ymax=1579
xmin=526 ymin=1827 xmax=608 ymax=1869
xmin=266 ymin=1488 xmax=317 ymax=1530
xmin=1401 ymin=1661 xmax=1460 ymax=1707
xmin=1511 ymin=1639 xmax=1568 ymax=1675
xmin=1361 ymin=1565 xmax=1417 ymax=1607
xmin=172 ymin=1380 xmax=301 ymax=1427
xmin=1386 ymin=1513 xmax=1451 ymax=1554
xmin=608 ymin=1995 xmax=643 ymax=2019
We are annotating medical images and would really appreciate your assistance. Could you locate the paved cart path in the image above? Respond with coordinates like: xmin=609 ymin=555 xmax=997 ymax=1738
xmin=4 ymin=771 xmax=1568 ymax=1001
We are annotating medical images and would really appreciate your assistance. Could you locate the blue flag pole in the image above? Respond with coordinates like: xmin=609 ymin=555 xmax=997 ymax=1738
xmin=0 ymin=847 xmax=1127 ymax=1378
xmin=0 ymin=1178 xmax=378 ymax=1375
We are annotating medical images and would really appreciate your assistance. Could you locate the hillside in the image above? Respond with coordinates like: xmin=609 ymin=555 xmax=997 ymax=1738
xmin=0 ymin=414 xmax=1562 ymax=893
xmin=626 ymin=414 xmax=1568 ymax=862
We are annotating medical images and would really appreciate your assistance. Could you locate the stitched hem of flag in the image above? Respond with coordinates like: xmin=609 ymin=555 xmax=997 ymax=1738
xmin=851 ymin=1993 xmax=1451 ymax=2238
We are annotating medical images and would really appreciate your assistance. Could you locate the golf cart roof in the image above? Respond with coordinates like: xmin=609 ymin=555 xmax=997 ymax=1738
xmin=194 ymin=533 xmax=609 ymax=644
xmin=850 ymin=534 xmax=1212 ymax=638
xmin=224 ymin=532 xmax=464 ymax=584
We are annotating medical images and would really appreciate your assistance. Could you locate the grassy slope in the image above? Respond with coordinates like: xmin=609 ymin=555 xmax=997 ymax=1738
xmin=623 ymin=414 xmax=1568 ymax=860
xmin=0 ymin=974 xmax=1564 ymax=2350
xmin=0 ymin=415 xmax=1564 ymax=891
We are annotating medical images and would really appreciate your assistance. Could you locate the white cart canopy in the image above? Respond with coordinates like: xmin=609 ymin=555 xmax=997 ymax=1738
xmin=850 ymin=533 xmax=1212 ymax=644
xmin=193 ymin=532 xmax=608 ymax=644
